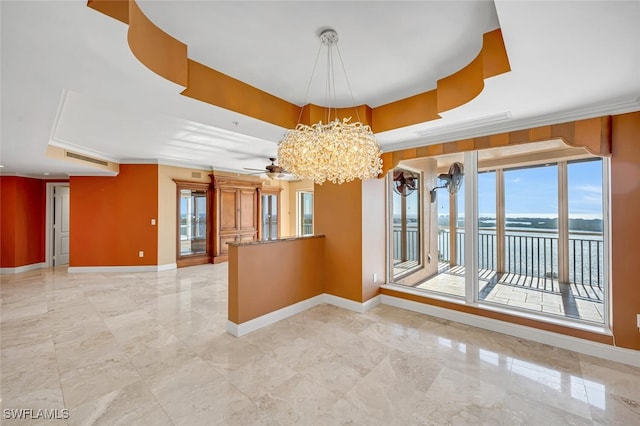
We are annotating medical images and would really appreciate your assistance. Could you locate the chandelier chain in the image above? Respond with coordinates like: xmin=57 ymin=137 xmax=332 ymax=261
xmin=334 ymin=44 xmax=362 ymax=123
xmin=295 ymin=41 xmax=324 ymax=125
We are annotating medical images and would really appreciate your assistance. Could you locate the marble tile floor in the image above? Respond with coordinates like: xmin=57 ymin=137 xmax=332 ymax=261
xmin=414 ymin=268 xmax=604 ymax=323
xmin=1 ymin=264 xmax=639 ymax=425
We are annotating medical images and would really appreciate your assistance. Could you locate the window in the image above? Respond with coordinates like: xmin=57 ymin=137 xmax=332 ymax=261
xmin=391 ymin=168 xmax=421 ymax=280
xmin=478 ymin=170 xmax=497 ymax=275
xmin=261 ymin=193 xmax=278 ymax=240
xmin=567 ymin=159 xmax=605 ymax=322
xmin=175 ymin=179 xmax=212 ymax=268
xmin=179 ymin=189 xmax=208 ymax=256
xmin=298 ymin=191 xmax=313 ymax=236
xmin=388 ymin=143 xmax=609 ymax=327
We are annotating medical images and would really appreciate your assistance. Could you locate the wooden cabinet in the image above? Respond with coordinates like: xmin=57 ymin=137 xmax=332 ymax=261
xmin=212 ymin=176 xmax=261 ymax=263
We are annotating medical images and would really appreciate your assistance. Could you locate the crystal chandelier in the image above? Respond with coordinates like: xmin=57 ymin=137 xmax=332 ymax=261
xmin=277 ymin=29 xmax=383 ymax=185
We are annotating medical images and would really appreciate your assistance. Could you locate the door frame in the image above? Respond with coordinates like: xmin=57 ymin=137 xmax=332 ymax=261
xmin=260 ymin=191 xmax=280 ymax=240
xmin=45 ymin=182 xmax=70 ymax=268
xmin=257 ymin=188 xmax=282 ymax=240
xmin=174 ymin=180 xmax=213 ymax=268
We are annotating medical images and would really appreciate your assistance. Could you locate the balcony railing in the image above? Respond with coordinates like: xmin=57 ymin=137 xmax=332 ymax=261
xmin=392 ymin=226 xmax=419 ymax=263
xmin=302 ymin=223 xmax=313 ymax=235
xmin=393 ymin=226 xmax=604 ymax=289
xmin=436 ymin=228 xmax=604 ymax=289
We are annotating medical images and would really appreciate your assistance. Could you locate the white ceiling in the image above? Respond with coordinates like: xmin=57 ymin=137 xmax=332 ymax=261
xmin=1 ymin=1 xmax=639 ymax=179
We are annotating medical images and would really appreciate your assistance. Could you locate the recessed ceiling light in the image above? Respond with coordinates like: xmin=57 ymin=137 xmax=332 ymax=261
xmin=0 ymin=165 xmax=4 ymax=168
xmin=43 ymin=172 xmax=50 ymax=176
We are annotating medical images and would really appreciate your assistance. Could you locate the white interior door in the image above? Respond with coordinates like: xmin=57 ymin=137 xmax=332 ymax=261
xmin=54 ymin=186 xmax=70 ymax=266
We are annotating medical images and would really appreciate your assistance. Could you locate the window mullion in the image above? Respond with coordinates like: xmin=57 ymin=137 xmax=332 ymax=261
xmin=465 ymin=151 xmax=478 ymax=303
xmin=558 ymin=161 xmax=569 ymax=284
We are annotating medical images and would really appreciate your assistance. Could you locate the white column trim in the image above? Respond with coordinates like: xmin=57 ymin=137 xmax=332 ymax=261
xmin=558 ymin=161 xmax=569 ymax=283
xmin=464 ymin=151 xmax=479 ymax=304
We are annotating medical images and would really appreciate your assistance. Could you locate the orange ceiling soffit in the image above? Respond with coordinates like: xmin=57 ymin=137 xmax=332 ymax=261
xmin=373 ymin=28 xmax=510 ymax=133
xmin=482 ymin=28 xmax=512 ymax=78
xmin=437 ymin=28 xmax=510 ymax=114
xmin=127 ymin=1 xmax=188 ymax=87
xmin=88 ymin=0 xmax=190 ymax=88
xmin=372 ymin=90 xmax=439 ymax=134
xmin=88 ymin=2 xmax=511 ymax=133
xmin=299 ymin=104 xmax=373 ymax=127
xmin=87 ymin=0 xmax=129 ymax=24
xmin=437 ymin=52 xmax=484 ymax=113
xmin=182 ymin=60 xmax=300 ymax=129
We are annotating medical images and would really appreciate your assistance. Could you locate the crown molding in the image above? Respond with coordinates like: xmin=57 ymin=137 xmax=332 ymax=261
xmin=383 ymin=96 xmax=640 ymax=152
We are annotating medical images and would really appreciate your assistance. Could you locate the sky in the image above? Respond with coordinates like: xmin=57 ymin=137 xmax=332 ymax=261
xmin=429 ymin=158 xmax=604 ymax=219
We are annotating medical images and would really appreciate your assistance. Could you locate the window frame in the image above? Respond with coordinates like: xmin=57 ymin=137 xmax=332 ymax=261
xmin=297 ymin=191 xmax=314 ymax=236
xmin=385 ymin=151 xmax=611 ymax=333
xmin=388 ymin=167 xmax=424 ymax=281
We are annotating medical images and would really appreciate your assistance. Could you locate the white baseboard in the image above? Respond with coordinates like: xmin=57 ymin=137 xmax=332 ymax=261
xmin=157 ymin=263 xmax=178 ymax=272
xmin=381 ymin=294 xmax=640 ymax=368
xmin=68 ymin=264 xmax=177 ymax=273
xmin=227 ymin=293 xmax=381 ymax=337
xmin=227 ymin=294 xmax=325 ymax=337
xmin=0 ymin=262 xmax=46 ymax=275
xmin=323 ymin=293 xmax=381 ymax=313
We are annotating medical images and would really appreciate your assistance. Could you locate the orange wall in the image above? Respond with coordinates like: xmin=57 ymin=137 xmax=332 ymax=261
xmin=314 ymin=180 xmax=364 ymax=302
xmin=69 ymin=164 xmax=159 ymax=266
xmin=0 ymin=176 xmax=46 ymax=267
xmin=610 ymin=112 xmax=640 ymax=350
xmin=228 ymin=237 xmax=325 ymax=323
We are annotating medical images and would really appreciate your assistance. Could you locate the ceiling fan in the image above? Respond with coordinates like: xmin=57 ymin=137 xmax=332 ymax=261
xmin=393 ymin=169 xmax=419 ymax=197
xmin=244 ymin=157 xmax=288 ymax=179
xmin=430 ymin=162 xmax=464 ymax=202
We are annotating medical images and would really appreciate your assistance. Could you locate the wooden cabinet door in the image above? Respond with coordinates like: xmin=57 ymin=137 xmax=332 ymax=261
xmin=239 ymin=189 xmax=257 ymax=231
xmin=220 ymin=189 xmax=238 ymax=231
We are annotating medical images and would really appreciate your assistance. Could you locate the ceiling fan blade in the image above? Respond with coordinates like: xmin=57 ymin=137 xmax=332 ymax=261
xmin=244 ymin=168 xmax=267 ymax=172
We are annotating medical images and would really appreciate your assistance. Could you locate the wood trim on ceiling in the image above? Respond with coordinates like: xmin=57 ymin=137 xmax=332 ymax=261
xmin=380 ymin=116 xmax=613 ymax=176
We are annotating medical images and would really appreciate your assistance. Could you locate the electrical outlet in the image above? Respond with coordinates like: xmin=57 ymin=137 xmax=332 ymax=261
xmin=373 ymin=273 xmax=378 ymax=283
xmin=637 ymin=314 xmax=640 ymax=329
xmin=151 ymin=218 xmax=156 ymax=225
xmin=138 ymin=251 xmax=144 ymax=258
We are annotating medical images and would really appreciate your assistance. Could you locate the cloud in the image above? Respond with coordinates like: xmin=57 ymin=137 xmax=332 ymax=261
xmin=511 ymin=177 xmax=521 ymax=183
xmin=575 ymin=185 xmax=602 ymax=194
